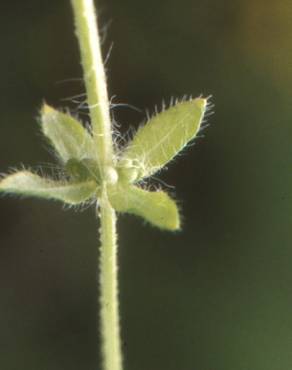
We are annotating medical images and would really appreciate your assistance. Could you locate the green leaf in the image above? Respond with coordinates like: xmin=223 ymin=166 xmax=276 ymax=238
xmin=108 ymin=184 xmax=180 ymax=230
xmin=41 ymin=104 xmax=97 ymax=163
xmin=65 ymin=158 xmax=101 ymax=183
xmin=0 ymin=171 xmax=98 ymax=205
xmin=119 ymin=98 xmax=206 ymax=181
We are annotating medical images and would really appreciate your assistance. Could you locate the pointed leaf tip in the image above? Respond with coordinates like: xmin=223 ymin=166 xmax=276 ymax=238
xmin=119 ymin=97 xmax=207 ymax=181
xmin=40 ymin=104 xmax=97 ymax=164
xmin=41 ymin=103 xmax=54 ymax=115
xmin=108 ymin=184 xmax=180 ymax=231
xmin=195 ymin=97 xmax=207 ymax=110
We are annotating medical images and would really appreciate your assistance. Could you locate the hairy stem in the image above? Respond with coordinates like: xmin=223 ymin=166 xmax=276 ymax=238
xmin=99 ymin=189 xmax=122 ymax=370
xmin=71 ymin=1 xmax=123 ymax=370
xmin=71 ymin=0 xmax=114 ymax=171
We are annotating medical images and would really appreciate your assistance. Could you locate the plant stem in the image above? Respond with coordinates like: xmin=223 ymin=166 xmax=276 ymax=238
xmin=99 ymin=188 xmax=122 ymax=370
xmin=71 ymin=1 xmax=123 ymax=370
xmin=71 ymin=0 xmax=114 ymax=171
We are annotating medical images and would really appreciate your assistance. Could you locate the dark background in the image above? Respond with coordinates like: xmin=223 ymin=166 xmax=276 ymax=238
xmin=1 ymin=1 xmax=292 ymax=369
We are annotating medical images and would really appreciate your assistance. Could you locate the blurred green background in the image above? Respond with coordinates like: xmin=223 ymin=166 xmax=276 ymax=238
xmin=1 ymin=0 xmax=292 ymax=369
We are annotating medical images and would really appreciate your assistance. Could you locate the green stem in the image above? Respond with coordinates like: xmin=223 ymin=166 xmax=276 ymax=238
xmin=99 ymin=189 xmax=122 ymax=370
xmin=71 ymin=0 xmax=114 ymax=171
xmin=71 ymin=1 xmax=123 ymax=370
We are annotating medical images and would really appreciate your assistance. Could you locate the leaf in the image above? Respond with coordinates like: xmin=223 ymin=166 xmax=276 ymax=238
xmin=65 ymin=158 xmax=101 ymax=183
xmin=108 ymin=184 xmax=180 ymax=230
xmin=119 ymin=98 xmax=206 ymax=181
xmin=41 ymin=104 xmax=97 ymax=163
xmin=0 ymin=171 xmax=98 ymax=205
